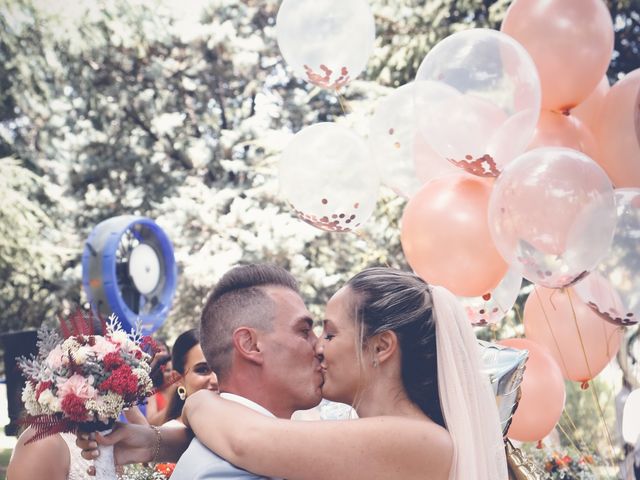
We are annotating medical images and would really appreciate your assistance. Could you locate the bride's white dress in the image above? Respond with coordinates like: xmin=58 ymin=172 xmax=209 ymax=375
xmin=60 ymin=433 xmax=93 ymax=480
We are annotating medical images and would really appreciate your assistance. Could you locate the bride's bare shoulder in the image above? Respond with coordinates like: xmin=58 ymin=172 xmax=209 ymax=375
xmin=7 ymin=429 xmax=69 ymax=480
xmin=374 ymin=416 xmax=453 ymax=479
xmin=401 ymin=416 xmax=452 ymax=451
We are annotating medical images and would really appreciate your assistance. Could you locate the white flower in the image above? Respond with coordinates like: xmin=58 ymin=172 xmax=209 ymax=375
xmin=71 ymin=346 xmax=93 ymax=364
xmin=109 ymin=331 xmax=138 ymax=352
xmin=132 ymin=368 xmax=154 ymax=395
xmin=21 ymin=383 xmax=43 ymax=416
xmin=86 ymin=392 xmax=125 ymax=421
xmin=61 ymin=337 xmax=80 ymax=353
xmin=37 ymin=389 xmax=61 ymax=414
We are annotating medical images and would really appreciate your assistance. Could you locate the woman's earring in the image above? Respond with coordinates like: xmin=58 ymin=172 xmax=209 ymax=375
xmin=372 ymin=359 xmax=379 ymax=368
xmin=177 ymin=386 xmax=187 ymax=401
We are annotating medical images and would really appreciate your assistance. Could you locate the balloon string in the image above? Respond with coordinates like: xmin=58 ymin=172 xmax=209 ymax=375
xmin=555 ymin=420 xmax=598 ymax=477
xmin=507 ymin=301 xmax=523 ymax=337
xmin=336 ymin=92 xmax=349 ymax=115
xmin=561 ymin=409 xmax=607 ymax=474
xmin=533 ymin=287 xmax=571 ymax=375
xmin=566 ymin=289 xmax=617 ymax=469
xmin=489 ymin=323 xmax=498 ymax=342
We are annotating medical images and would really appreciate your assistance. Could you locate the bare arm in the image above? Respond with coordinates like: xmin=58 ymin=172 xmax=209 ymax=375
xmin=76 ymin=422 xmax=192 ymax=464
xmin=8 ymin=429 xmax=69 ymax=480
xmin=184 ymin=390 xmax=453 ymax=480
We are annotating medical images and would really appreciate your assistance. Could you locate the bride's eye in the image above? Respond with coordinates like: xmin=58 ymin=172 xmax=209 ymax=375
xmin=323 ymin=333 xmax=335 ymax=341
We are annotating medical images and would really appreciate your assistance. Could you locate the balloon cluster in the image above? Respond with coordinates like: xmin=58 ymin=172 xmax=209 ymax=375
xmin=273 ymin=0 xmax=639 ymax=446
xmin=403 ymin=0 xmax=637 ymax=445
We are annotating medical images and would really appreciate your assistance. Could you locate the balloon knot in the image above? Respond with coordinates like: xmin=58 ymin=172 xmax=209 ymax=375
xmin=536 ymin=440 xmax=544 ymax=449
xmin=580 ymin=381 xmax=590 ymax=390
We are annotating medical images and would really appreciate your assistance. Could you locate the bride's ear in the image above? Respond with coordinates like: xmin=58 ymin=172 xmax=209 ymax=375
xmin=371 ymin=330 xmax=398 ymax=365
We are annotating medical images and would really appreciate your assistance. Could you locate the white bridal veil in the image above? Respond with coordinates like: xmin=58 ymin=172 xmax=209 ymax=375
xmin=431 ymin=285 xmax=508 ymax=480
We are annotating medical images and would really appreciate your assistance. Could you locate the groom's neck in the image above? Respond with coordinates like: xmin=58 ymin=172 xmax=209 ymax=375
xmin=219 ymin=375 xmax=294 ymax=419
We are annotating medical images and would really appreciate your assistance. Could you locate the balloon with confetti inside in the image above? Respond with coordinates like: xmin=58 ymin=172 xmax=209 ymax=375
xmin=279 ymin=123 xmax=380 ymax=232
xmin=573 ymin=188 xmax=640 ymax=327
xmin=276 ymin=0 xmax=375 ymax=90
xmin=488 ymin=147 xmax=616 ymax=289
xmin=458 ymin=269 xmax=523 ymax=327
xmin=415 ymin=29 xmax=541 ymax=177
xmin=370 ymin=82 xmax=457 ymax=198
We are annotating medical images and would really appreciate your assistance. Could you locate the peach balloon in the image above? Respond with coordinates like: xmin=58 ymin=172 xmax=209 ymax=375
xmin=501 ymin=0 xmax=614 ymax=113
xmin=593 ymin=69 xmax=640 ymax=188
xmin=571 ymin=75 xmax=610 ymax=135
xmin=527 ymin=111 xmax=598 ymax=160
xmin=401 ymin=175 xmax=508 ymax=297
xmin=499 ymin=338 xmax=565 ymax=442
xmin=524 ymin=286 xmax=622 ymax=382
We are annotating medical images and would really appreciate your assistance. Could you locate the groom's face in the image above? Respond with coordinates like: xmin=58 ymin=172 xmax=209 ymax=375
xmin=259 ymin=286 xmax=323 ymax=412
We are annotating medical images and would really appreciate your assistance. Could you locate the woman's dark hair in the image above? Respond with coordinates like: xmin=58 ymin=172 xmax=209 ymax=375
xmin=345 ymin=267 xmax=445 ymax=427
xmin=171 ymin=328 xmax=200 ymax=375
xmin=164 ymin=329 xmax=200 ymax=422
xmin=149 ymin=354 xmax=171 ymax=389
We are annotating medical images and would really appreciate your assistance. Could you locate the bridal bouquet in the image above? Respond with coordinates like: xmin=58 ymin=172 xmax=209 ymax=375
xmin=19 ymin=309 xmax=157 ymax=480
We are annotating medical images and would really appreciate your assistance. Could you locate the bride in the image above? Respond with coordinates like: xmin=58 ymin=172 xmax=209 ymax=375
xmin=79 ymin=267 xmax=507 ymax=479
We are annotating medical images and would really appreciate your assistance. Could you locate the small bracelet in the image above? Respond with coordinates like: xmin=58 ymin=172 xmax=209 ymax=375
xmin=150 ymin=425 xmax=162 ymax=463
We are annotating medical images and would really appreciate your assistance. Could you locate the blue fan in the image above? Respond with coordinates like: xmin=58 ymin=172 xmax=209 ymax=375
xmin=82 ymin=216 xmax=178 ymax=335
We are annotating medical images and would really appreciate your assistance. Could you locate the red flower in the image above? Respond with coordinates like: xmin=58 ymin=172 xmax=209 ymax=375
xmin=61 ymin=393 xmax=88 ymax=422
xmin=140 ymin=336 xmax=158 ymax=354
xmin=99 ymin=364 xmax=139 ymax=401
xmin=155 ymin=463 xmax=176 ymax=477
xmin=35 ymin=381 xmax=53 ymax=401
xmin=103 ymin=351 xmax=124 ymax=371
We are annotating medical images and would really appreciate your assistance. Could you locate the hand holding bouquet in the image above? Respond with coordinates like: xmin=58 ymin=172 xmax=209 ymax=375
xmin=19 ymin=310 xmax=156 ymax=480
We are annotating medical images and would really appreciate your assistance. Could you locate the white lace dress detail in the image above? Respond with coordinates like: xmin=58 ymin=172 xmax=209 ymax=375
xmin=60 ymin=433 xmax=93 ymax=480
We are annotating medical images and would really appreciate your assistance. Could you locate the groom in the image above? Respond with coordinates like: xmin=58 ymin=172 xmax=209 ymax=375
xmin=171 ymin=263 xmax=324 ymax=478
xmin=78 ymin=264 xmax=323 ymax=478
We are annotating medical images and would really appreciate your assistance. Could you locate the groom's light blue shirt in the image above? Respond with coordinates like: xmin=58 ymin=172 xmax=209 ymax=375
xmin=171 ymin=393 xmax=279 ymax=480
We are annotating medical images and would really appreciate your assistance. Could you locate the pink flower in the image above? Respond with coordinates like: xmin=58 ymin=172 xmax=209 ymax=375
xmin=57 ymin=374 xmax=96 ymax=400
xmin=91 ymin=336 xmax=118 ymax=360
xmin=46 ymin=345 xmax=68 ymax=370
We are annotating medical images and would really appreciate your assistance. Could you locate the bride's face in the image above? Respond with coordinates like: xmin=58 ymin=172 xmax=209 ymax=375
xmin=316 ymin=286 xmax=369 ymax=404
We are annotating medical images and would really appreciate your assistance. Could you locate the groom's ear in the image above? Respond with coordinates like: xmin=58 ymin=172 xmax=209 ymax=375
xmin=232 ymin=327 xmax=264 ymax=366
xmin=372 ymin=330 xmax=398 ymax=365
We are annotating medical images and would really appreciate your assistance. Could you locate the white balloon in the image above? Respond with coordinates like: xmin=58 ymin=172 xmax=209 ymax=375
xmin=574 ymin=189 xmax=640 ymax=326
xmin=415 ymin=29 xmax=541 ymax=176
xmin=622 ymin=388 xmax=640 ymax=445
xmin=279 ymin=123 xmax=379 ymax=232
xmin=458 ymin=269 xmax=523 ymax=326
xmin=369 ymin=83 xmax=423 ymax=198
xmin=276 ymin=0 xmax=375 ymax=89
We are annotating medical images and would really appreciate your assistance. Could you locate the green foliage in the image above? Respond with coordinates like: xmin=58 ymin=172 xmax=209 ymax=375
xmin=0 ymin=158 xmax=75 ymax=331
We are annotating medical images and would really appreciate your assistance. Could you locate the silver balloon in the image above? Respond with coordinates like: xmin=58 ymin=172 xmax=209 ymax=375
xmin=479 ymin=340 xmax=528 ymax=437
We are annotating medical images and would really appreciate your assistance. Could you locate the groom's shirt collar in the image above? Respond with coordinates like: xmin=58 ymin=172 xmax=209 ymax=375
xmin=220 ymin=392 xmax=276 ymax=418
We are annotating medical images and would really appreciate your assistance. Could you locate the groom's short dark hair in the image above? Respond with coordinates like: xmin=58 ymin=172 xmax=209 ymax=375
xmin=200 ymin=264 xmax=299 ymax=378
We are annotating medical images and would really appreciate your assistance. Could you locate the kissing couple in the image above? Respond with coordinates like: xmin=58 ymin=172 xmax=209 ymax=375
xmin=79 ymin=264 xmax=508 ymax=480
